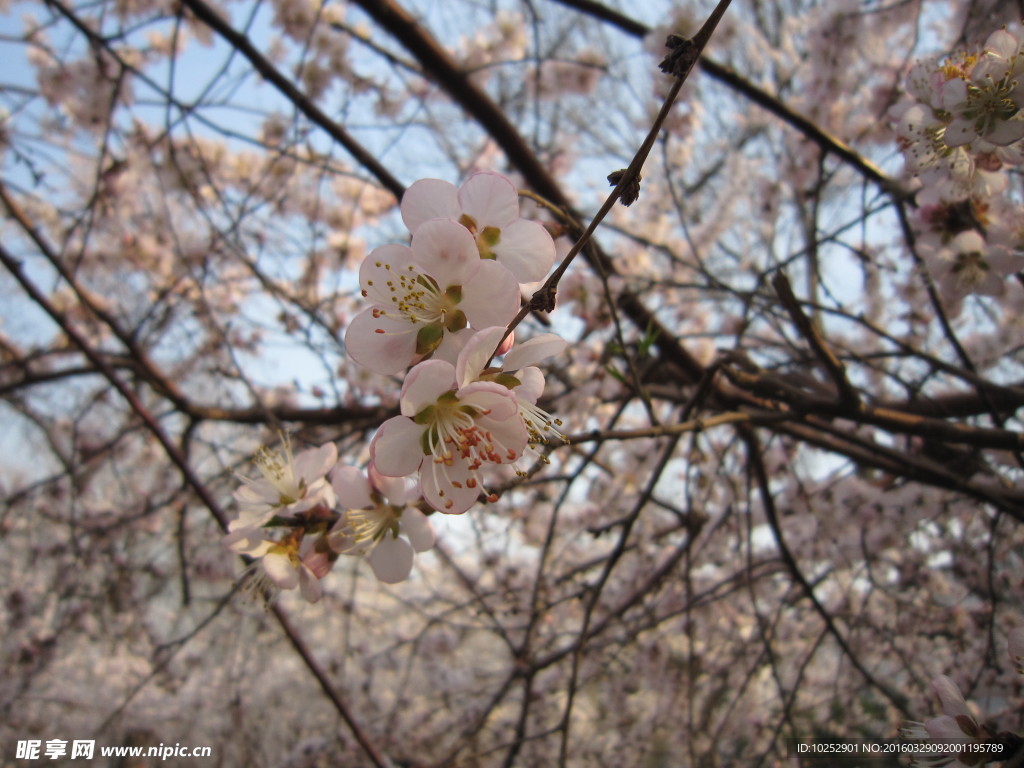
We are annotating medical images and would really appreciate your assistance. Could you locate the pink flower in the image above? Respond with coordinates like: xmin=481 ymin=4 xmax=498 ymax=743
xmin=329 ymin=465 xmax=435 ymax=584
xmin=228 ymin=527 xmax=337 ymax=604
xmin=401 ymin=172 xmax=556 ymax=283
xmin=902 ymin=676 xmax=992 ymax=767
xmin=344 ymin=218 xmax=519 ymax=375
xmin=261 ymin=533 xmax=333 ymax=603
xmin=944 ymin=29 xmax=1024 ymax=149
xmin=456 ymin=326 xmax=568 ymax=446
xmin=925 ymin=230 xmax=1023 ymax=309
xmin=231 ymin=437 xmax=338 ymax=529
xmin=369 ymin=358 xmax=527 ymax=514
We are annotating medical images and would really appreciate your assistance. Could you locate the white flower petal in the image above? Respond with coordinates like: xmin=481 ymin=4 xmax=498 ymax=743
xmin=292 ymin=443 xmax=338 ymax=484
xmin=490 ymin=218 xmax=556 ymax=282
xmin=298 ymin=567 xmax=323 ymax=603
xmin=944 ymin=119 xmax=976 ymax=148
xmin=461 ymin=261 xmax=520 ymax=328
xmin=368 ymin=535 xmax=414 ymax=583
xmin=458 ymin=381 xmax=521 ymax=422
xmin=457 ymin=171 xmax=520 ymax=228
xmin=503 ymin=333 xmax=568 ymax=371
xmin=411 ymin=218 xmax=481 ymax=286
xmin=375 ymin=471 xmax=413 ymax=507
xmin=401 ymin=359 xmax=458 ymax=415
xmin=931 ymin=676 xmax=971 ymax=719
xmin=401 ymin=178 xmax=460 ymax=232
xmin=332 ymin=465 xmax=374 ymax=509
xmin=985 ymin=117 xmax=1024 ymax=146
xmin=370 ymin=416 xmax=427 ymax=478
xmin=401 ymin=507 xmax=435 ymax=552
xmin=345 ymin=309 xmax=420 ymax=375
xmin=984 ymin=29 xmax=1020 ymax=62
xmin=456 ymin=326 xmax=507 ymax=388
xmin=419 ymin=455 xmax=484 ymax=514
xmin=359 ymin=243 xmax=415 ymax=304
xmin=514 ymin=366 xmax=546 ymax=404
xmin=924 ymin=715 xmax=972 ymax=742
xmin=263 ymin=553 xmax=299 ymax=590
xmin=223 ymin=529 xmax=274 ymax=556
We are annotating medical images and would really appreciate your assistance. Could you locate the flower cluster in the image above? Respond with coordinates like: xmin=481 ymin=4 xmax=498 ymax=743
xmin=901 ymin=630 xmax=1024 ymax=767
xmin=224 ymin=436 xmax=435 ymax=600
xmin=354 ymin=172 xmax=566 ymax=514
xmin=224 ymin=172 xmax=567 ymax=599
xmin=892 ymin=27 xmax=1024 ymax=311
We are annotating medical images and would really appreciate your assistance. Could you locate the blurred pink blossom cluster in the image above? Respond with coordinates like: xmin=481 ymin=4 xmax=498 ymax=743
xmin=892 ymin=27 xmax=1024 ymax=312
xmin=901 ymin=629 xmax=1024 ymax=767
xmin=224 ymin=172 xmax=566 ymax=599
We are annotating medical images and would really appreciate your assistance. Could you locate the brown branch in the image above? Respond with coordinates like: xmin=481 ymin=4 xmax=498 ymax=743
xmin=349 ymin=0 xmax=707 ymax=386
xmin=772 ymin=271 xmax=861 ymax=409
xmin=172 ymin=0 xmax=406 ymax=201
xmin=740 ymin=425 xmax=912 ymax=716
xmin=548 ymin=0 xmax=905 ymax=197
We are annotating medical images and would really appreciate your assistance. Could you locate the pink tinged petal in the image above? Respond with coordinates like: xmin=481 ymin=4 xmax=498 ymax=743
xmin=504 ymin=333 xmax=568 ymax=370
xmin=898 ymin=104 xmax=931 ymax=137
xmin=369 ymin=463 xmax=414 ymax=506
xmin=984 ymin=29 xmax=1019 ymax=62
xmin=292 ymin=443 xmax=338 ymax=483
xmin=984 ymin=118 xmax=1024 ymax=146
xmin=401 ymin=359 xmax=458 ymax=415
xmin=302 ymin=546 xmax=334 ymax=580
xmin=345 ymin=309 xmax=419 ymax=375
xmin=458 ymin=171 xmax=520 ymax=228
xmin=229 ymin=507 xmax=275 ymax=531
xmin=458 ymin=381 xmax=521 ymax=422
xmin=905 ymin=63 xmax=939 ymax=104
xmin=370 ymin=416 xmax=427 ymax=478
xmin=359 ymin=244 xmax=415 ymax=303
xmin=456 ymin=326 xmax=508 ymax=388
xmin=942 ymin=78 xmax=968 ymax=106
xmin=263 ymin=553 xmax=299 ymax=590
xmin=490 ymin=218 xmax=556 ymax=282
xmin=411 ymin=218 xmax=481 ymax=285
xmin=401 ymin=178 xmax=460 ymax=232
xmin=479 ymin=410 xmax=529 ymax=460
xmin=419 ymin=456 xmax=483 ymax=514
xmin=514 ymin=366 xmax=546 ymax=404
xmin=298 ymin=566 xmax=323 ymax=603
xmin=401 ymin=508 xmax=435 ymax=552
xmin=973 ymin=56 xmax=1012 ymax=83
xmin=944 ymin=119 xmax=977 ymax=148
xmin=924 ymin=716 xmax=973 ymax=742
xmin=332 ymin=465 xmax=374 ymax=509
xmin=495 ymin=331 xmax=515 ymax=356
xmin=234 ymin=481 xmax=277 ymax=506
xmin=931 ymin=676 xmax=971 ymax=719
xmin=223 ymin=529 xmax=273 ymax=556
xmin=368 ymin=535 xmax=414 ymax=583
xmin=461 ymin=261 xmax=520 ymax=328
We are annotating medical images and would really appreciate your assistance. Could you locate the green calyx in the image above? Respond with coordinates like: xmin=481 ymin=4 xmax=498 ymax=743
xmin=416 ymin=323 xmax=444 ymax=355
xmin=480 ymin=370 xmax=521 ymax=390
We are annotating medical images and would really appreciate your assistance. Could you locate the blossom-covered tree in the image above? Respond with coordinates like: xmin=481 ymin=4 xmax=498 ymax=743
xmin=2 ymin=0 xmax=1024 ymax=766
